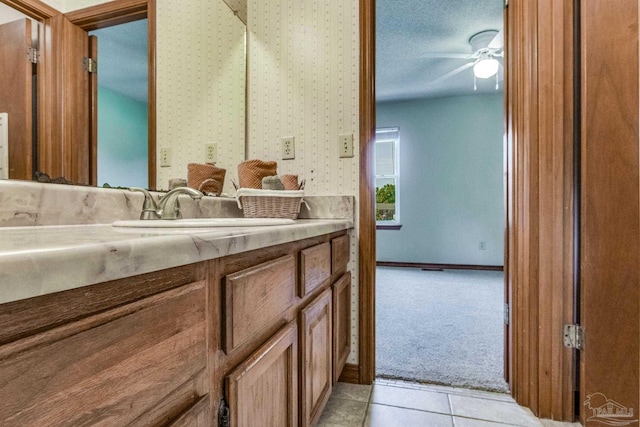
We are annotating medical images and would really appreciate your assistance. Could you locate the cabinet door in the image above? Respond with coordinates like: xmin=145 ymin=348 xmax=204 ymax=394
xmin=300 ymin=288 xmax=333 ymax=427
xmin=332 ymin=273 xmax=351 ymax=383
xmin=0 ymin=281 xmax=207 ymax=426
xmin=226 ymin=322 xmax=298 ymax=427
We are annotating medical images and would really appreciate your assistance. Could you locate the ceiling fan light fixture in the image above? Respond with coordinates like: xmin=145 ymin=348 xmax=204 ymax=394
xmin=473 ymin=58 xmax=500 ymax=79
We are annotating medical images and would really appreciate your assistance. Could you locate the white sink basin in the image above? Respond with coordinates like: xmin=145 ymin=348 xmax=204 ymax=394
xmin=112 ymin=218 xmax=296 ymax=228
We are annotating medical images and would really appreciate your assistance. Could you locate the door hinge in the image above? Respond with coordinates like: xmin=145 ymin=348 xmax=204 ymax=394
xmin=504 ymin=303 xmax=510 ymax=325
xmin=83 ymin=57 xmax=97 ymax=73
xmin=504 ymin=0 xmax=509 ymax=8
xmin=27 ymin=47 xmax=39 ymax=64
xmin=563 ymin=324 xmax=584 ymax=350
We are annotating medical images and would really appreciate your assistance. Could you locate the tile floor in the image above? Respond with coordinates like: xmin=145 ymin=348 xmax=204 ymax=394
xmin=317 ymin=379 xmax=583 ymax=427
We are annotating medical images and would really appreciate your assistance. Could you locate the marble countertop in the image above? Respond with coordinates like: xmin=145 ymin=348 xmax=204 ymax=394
xmin=0 ymin=219 xmax=353 ymax=304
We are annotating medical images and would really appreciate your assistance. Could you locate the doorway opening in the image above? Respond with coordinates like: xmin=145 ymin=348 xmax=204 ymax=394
xmin=372 ymin=0 xmax=508 ymax=393
xmin=90 ymin=19 xmax=149 ymax=188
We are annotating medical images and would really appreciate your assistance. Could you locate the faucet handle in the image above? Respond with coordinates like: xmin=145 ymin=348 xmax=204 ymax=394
xmin=129 ymin=187 xmax=160 ymax=220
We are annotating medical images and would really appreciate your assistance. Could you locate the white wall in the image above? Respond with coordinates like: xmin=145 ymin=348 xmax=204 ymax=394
xmin=376 ymin=94 xmax=505 ymax=266
xmin=247 ymin=0 xmax=360 ymax=363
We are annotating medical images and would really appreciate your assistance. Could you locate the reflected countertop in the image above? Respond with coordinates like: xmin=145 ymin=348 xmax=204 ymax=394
xmin=0 ymin=219 xmax=353 ymax=304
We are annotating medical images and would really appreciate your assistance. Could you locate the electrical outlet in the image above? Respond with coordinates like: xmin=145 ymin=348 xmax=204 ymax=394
xmin=282 ymin=136 xmax=295 ymax=160
xmin=160 ymin=147 xmax=172 ymax=167
xmin=205 ymin=143 xmax=217 ymax=162
xmin=479 ymin=241 xmax=486 ymax=250
xmin=339 ymin=133 xmax=354 ymax=158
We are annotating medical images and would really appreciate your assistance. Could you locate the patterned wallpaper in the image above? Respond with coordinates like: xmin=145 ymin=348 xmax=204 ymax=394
xmin=155 ymin=0 xmax=246 ymax=192
xmin=247 ymin=0 xmax=360 ymax=363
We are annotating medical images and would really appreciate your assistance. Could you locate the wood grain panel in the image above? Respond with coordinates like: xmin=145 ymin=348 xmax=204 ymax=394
xmin=581 ymin=0 xmax=639 ymax=423
xmin=167 ymin=395 xmax=211 ymax=427
xmin=0 ymin=281 xmax=207 ymax=426
xmin=332 ymin=272 xmax=351 ymax=384
xmin=300 ymin=242 xmax=331 ymax=296
xmin=358 ymin=0 xmax=376 ymax=385
xmin=331 ymin=234 xmax=350 ymax=276
xmin=0 ymin=18 xmax=32 ymax=180
xmin=300 ymin=287 xmax=333 ymax=427
xmin=0 ymin=262 xmax=204 ymax=345
xmin=223 ymin=254 xmax=296 ymax=354
xmin=505 ymin=0 xmax=576 ymax=419
xmin=226 ymin=322 xmax=298 ymax=427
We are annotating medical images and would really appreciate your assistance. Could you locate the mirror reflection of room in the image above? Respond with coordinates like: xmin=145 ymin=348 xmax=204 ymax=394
xmin=0 ymin=2 xmax=41 ymax=181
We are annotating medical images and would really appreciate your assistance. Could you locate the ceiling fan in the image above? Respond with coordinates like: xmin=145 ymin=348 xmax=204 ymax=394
xmin=423 ymin=29 xmax=504 ymax=90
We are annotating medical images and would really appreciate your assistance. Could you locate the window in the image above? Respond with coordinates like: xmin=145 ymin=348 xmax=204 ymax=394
xmin=375 ymin=127 xmax=400 ymax=226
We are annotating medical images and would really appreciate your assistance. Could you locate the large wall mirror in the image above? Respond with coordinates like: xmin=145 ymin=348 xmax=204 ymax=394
xmin=0 ymin=0 xmax=246 ymax=193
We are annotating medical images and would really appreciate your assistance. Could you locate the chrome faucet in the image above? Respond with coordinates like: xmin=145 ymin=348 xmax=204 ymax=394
xmin=129 ymin=187 xmax=204 ymax=220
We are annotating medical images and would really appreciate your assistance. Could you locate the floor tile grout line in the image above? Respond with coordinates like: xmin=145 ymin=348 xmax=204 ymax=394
xmin=374 ymin=381 xmax=516 ymax=405
xmin=452 ymin=413 xmax=532 ymax=426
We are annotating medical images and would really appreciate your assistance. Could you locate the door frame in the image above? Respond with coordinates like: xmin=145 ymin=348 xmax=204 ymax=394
xmin=66 ymin=0 xmax=156 ymax=189
xmin=357 ymin=0 xmax=577 ymax=421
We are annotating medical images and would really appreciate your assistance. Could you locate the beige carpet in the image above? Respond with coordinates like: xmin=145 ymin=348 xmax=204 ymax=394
xmin=375 ymin=267 xmax=509 ymax=393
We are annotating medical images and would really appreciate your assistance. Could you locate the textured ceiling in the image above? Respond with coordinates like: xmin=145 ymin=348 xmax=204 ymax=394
xmin=90 ymin=20 xmax=148 ymax=104
xmin=377 ymin=0 xmax=504 ymax=102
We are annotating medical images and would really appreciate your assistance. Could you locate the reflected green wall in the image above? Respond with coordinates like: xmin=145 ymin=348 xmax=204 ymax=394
xmin=97 ymin=86 xmax=148 ymax=188
xmin=376 ymin=94 xmax=505 ymax=266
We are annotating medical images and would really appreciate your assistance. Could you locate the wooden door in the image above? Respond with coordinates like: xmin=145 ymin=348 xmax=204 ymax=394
xmin=300 ymin=288 xmax=333 ymax=427
xmin=580 ymin=0 xmax=639 ymax=425
xmin=226 ymin=322 xmax=298 ymax=427
xmin=0 ymin=19 xmax=33 ymax=180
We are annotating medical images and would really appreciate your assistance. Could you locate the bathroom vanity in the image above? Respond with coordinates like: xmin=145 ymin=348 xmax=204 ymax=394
xmin=0 ymin=182 xmax=354 ymax=427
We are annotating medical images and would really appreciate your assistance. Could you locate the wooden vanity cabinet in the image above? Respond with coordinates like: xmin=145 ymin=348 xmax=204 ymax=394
xmin=0 ymin=230 xmax=351 ymax=427
xmin=0 ymin=263 xmax=209 ymax=427
xmin=215 ymin=231 xmax=350 ymax=427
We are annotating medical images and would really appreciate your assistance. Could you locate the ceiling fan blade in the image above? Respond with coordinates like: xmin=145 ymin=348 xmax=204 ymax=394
xmin=421 ymin=52 xmax=471 ymax=59
xmin=427 ymin=62 xmax=474 ymax=87
xmin=488 ymin=29 xmax=504 ymax=49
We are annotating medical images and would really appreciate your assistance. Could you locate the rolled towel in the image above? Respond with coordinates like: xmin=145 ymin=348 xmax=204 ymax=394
xmin=262 ymin=175 xmax=285 ymax=190
xmin=188 ymin=162 xmax=226 ymax=196
xmin=281 ymin=174 xmax=299 ymax=190
xmin=238 ymin=159 xmax=277 ymax=189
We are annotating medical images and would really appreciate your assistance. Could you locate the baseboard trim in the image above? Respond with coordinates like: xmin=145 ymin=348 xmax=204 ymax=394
xmin=338 ymin=363 xmax=360 ymax=384
xmin=376 ymin=261 xmax=504 ymax=272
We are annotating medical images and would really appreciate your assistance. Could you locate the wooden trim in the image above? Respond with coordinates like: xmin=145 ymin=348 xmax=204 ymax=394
xmin=0 ymin=0 xmax=58 ymax=19
xmin=337 ymin=363 xmax=359 ymax=384
xmin=506 ymin=0 xmax=576 ymax=420
xmin=65 ymin=0 xmax=147 ymax=30
xmin=376 ymin=261 xmax=504 ymax=272
xmin=147 ymin=0 xmax=156 ymax=190
xmin=375 ymin=224 xmax=401 ymax=230
xmin=358 ymin=0 xmax=376 ymax=386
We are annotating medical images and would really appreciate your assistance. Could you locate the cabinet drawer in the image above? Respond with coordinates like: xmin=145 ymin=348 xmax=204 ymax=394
xmin=223 ymin=254 xmax=296 ymax=354
xmin=300 ymin=242 xmax=331 ymax=296
xmin=331 ymin=235 xmax=350 ymax=276
xmin=0 ymin=281 xmax=207 ymax=427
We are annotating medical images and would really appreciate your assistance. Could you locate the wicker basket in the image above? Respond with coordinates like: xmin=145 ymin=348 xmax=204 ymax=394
xmin=236 ymin=189 xmax=305 ymax=219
